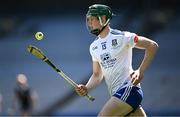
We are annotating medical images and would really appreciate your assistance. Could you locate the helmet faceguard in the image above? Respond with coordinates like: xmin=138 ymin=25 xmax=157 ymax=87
xmin=86 ymin=4 xmax=113 ymax=36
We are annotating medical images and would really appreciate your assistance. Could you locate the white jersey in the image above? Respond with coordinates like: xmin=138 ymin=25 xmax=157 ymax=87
xmin=89 ymin=28 xmax=139 ymax=95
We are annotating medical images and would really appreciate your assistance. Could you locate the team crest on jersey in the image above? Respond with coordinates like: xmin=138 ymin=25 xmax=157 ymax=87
xmin=112 ymin=39 xmax=118 ymax=47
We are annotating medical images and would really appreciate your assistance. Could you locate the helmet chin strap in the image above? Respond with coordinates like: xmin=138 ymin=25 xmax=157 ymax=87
xmin=91 ymin=16 xmax=110 ymax=36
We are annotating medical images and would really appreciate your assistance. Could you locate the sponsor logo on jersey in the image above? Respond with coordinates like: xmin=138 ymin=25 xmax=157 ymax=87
xmin=100 ymin=53 xmax=117 ymax=69
xmin=100 ymin=53 xmax=111 ymax=61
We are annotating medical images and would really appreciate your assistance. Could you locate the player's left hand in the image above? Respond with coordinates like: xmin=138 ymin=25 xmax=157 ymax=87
xmin=130 ymin=69 xmax=144 ymax=86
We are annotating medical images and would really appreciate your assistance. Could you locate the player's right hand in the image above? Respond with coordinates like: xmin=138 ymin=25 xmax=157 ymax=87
xmin=130 ymin=69 xmax=144 ymax=86
xmin=75 ymin=84 xmax=88 ymax=96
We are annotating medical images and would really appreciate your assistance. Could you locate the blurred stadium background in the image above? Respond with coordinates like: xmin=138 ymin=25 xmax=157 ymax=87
xmin=0 ymin=0 xmax=180 ymax=116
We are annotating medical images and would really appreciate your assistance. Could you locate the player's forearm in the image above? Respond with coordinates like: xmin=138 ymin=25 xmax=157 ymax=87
xmin=139 ymin=41 xmax=159 ymax=72
xmin=86 ymin=73 xmax=103 ymax=92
